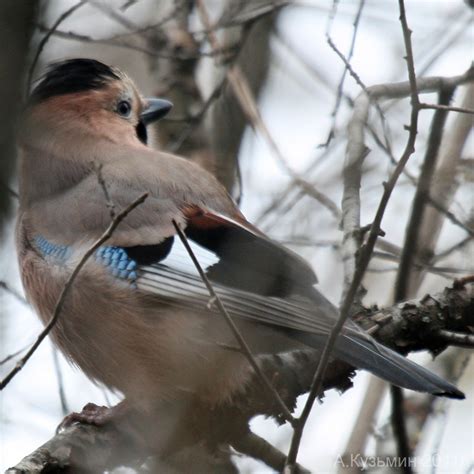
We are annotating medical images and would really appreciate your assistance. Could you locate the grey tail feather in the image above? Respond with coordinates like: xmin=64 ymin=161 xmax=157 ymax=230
xmin=333 ymin=333 xmax=465 ymax=399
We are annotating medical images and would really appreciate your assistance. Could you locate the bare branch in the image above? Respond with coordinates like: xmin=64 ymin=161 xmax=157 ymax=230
xmin=324 ymin=0 xmax=366 ymax=146
xmin=0 ymin=342 xmax=31 ymax=367
xmin=387 ymin=1 xmax=421 ymax=468
xmin=411 ymin=82 xmax=474 ymax=288
xmin=286 ymin=1 xmax=425 ymax=470
xmin=437 ymin=329 xmax=474 ymax=348
xmin=340 ymin=68 xmax=474 ymax=299
xmin=369 ymin=114 xmax=473 ymax=239
xmin=9 ymin=281 xmax=472 ymax=472
xmin=419 ymin=102 xmax=474 ymax=115
xmin=232 ymin=432 xmax=310 ymax=474
xmin=395 ymin=87 xmax=455 ymax=301
xmin=434 ymin=236 xmax=473 ymax=262
xmin=89 ymin=0 xmax=138 ymax=31
xmin=5 ymin=422 xmax=134 ymax=473
xmin=0 ymin=280 xmax=27 ymax=305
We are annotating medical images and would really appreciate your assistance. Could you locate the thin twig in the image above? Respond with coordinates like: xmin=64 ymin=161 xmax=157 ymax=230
xmin=172 ymin=220 xmax=295 ymax=425
xmin=275 ymin=31 xmax=464 ymax=239
xmin=34 ymin=22 xmax=237 ymax=60
xmin=420 ymin=102 xmax=474 ymax=114
xmin=120 ymin=0 xmax=139 ymax=11
xmin=340 ymin=68 xmax=473 ymax=302
xmin=284 ymin=1 xmax=423 ymax=470
xmin=0 ymin=278 xmax=70 ymax=414
xmin=95 ymin=163 xmax=116 ymax=218
xmin=324 ymin=0 xmax=365 ymax=146
xmin=52 ymin=348 xmax=70 ymax=416
xmin=27 ymin=0 xmax=88 ymax=93
xmin=256 ymin=144 xmax=341 ymax=229
xmin=412 ymin=82 xmax=474 ymax=286
xmin=293 ymin=178 xmax=341 ymax=219
xmin=0 ymin=193 xmax=148 ymax=390
xmin=110 ymin=2 xmax=187 ymax=40
xmin=0 ymin=281 xmax=28 ymax=305
xmin=371 ymin=252 xmax=470 ymax=278
xmin=0 ymin=343 xmax=32 ymax=366
xmin=89 ymin=0 xmax=138 ymax=31
xmin=437 ymin=330 xmax=474 ymax=348
xmin=434 ymin=236 xmax=473 ymax=262
xmin=387 ymin=1 xmax=422 ymax=470
xmin=0 ymin=280 xmax=71 ymax=415
xmin=425 ymin=196 xmax=474 ymax=238
xmin=326 ymin=35 xmax=366 ymax=97
xmin=367 ymin=122 xmax=474 ymax=238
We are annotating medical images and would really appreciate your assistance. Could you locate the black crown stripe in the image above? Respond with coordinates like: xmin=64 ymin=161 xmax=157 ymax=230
xmin=29 ymin=58 xmax=120 ymax=104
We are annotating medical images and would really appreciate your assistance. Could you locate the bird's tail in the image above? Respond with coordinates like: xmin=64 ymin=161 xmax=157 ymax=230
xmin=333 ymin=333 xmax=464 ymax=399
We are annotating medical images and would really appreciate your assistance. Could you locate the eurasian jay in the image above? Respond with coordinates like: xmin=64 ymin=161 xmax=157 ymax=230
xmin=16 ymin=58 xmax=463 ymax=432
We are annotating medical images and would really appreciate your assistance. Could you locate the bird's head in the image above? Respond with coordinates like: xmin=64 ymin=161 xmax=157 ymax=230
xmin=26 ymin=58 xmax=172 ymax=147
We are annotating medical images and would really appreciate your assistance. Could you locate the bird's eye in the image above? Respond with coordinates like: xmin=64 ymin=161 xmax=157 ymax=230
xmin=117 ymin=100 xmax=132 ymax=117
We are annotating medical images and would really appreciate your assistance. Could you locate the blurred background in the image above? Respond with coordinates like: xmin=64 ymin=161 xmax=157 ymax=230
xmin=0 ymin=0 xmax=473 ymax=472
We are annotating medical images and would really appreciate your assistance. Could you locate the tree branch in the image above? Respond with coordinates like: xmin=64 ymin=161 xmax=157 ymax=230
xmin=340 ymin=67 xmax=473 ymax=297
xmin=8 ymin=282 xmax=472 ymax=472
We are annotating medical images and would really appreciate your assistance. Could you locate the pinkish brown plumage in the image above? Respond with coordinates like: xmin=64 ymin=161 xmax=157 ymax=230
xmin=16 ymin=58 xmax=464 ymax=451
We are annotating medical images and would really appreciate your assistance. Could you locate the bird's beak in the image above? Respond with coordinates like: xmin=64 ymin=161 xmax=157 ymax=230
xmin=140 ymin=98 xmax=173 ymax=125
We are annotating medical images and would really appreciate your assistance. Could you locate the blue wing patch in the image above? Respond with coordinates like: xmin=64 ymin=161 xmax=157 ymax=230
xmin=95 ymin=246 xmax=138 ymax=282
xmin=34 ymin=235 xmax=138 ymax=284
xmin=34 ymin=235 xmax=69 ymax=260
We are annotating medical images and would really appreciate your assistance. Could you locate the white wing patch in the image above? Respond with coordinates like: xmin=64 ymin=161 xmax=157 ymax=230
xmin=136 ymin=237 xmax=335 ymax=335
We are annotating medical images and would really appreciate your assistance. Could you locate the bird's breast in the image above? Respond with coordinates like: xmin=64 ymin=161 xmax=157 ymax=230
xmin=18 ymin=231 xmax=251 ymax=409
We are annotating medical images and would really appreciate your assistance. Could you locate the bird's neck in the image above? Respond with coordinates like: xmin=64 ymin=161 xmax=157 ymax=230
xmin=18 ymin=117 xmax=94 ymax=207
